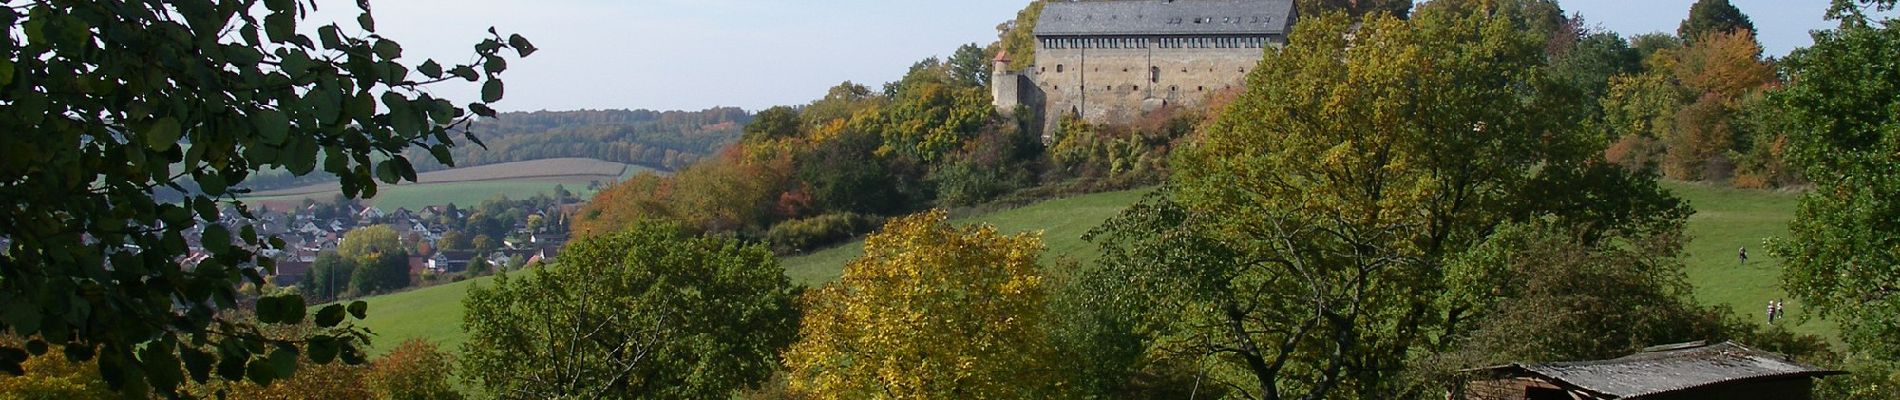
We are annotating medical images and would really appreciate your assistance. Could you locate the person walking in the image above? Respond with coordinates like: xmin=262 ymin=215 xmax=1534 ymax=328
xmin=1739 ymin=246 xmax=1749 ymax=265
xmin=1767 ymin=300 xmax=1777 ymax=323
xmin=1763 ymin=297 xmax=1778 ymax=324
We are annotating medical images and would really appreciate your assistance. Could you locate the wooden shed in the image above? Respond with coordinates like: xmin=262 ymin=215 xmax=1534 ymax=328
xmin=1458 ymin=341 xmax=1844 ymax=400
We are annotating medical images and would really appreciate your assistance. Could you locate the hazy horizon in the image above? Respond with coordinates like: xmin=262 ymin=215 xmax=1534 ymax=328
xmin=313 ymin=0 xmax=1862 ymax=113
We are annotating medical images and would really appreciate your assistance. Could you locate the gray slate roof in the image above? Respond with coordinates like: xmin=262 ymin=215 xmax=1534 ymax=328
xmin=1036 ymin=0 xmax=1297 ymax=37
xmin=1479 ymin=341 xmax=1845 ymax=399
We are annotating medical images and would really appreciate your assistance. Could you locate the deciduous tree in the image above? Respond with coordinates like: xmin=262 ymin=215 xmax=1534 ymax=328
xmin=0 ymin=0 xmax=529 ymax=394
xmin=1679 ymin=0 xmax=1757 ymax=43
xmin=946 ymin=43 xmax=993 ymax=88
xmin=784 ymin=211 xmax=1067 ymax=399
xmin=795 ymin=129 xmax=915 ymax=216
xmin=365 ymin=339 xmax=461 ymax=400
xmin=1600 ymin=73 xmax=1683 ymax=170
xmin=345 ymin=250 xmax=410 ymax=297
xmin=308 ymin=252 xmax=356 ymax=302
xmin=1298 ymin=0 xmax=1415 ymax=19
xmin=1675 ymin=30 xmax=1774 ymax=101
xmin=339 ymin=226 xmax=403 ymax=261
xmin=1431 ymin=221 xmax=1726 ymax=371
xmin=877 ymin=79 xmax=995 ymax=163
xmin=1770 ymin=0 xmax=1900 ymax=363
xmin=743 ymin=106 xmax=801 ymax=143
xmin=1665 ymin=93 xmax=1739 ymax=180
xmin=461 ymin=220 xmax=797 ymax=399
xmin=1090 ymin=6 xmax=1686 ymax=398
xmin=993 ymin=1 xmax=1046 ymax=72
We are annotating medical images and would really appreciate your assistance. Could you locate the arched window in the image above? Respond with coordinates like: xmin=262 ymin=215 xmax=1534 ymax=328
xmin=1150 ymin=66 xmax=1160 ymax=83
xmin=1056 ymin=64 xmax=1064 ymax=73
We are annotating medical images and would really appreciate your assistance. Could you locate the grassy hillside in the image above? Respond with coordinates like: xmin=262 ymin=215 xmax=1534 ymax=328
xmin=1664 ymin=182 xmax=1831 ymax=337
xmin=782 ymin=188 xmax=1153 ymax=285
xmin=354 ymin=276 xmax=494 ymax=356
xmin=348 ymin=182 xmax=1829 ymax=355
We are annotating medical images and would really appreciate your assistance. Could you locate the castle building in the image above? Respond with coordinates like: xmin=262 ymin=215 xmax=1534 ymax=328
xmin=992 ymin=0 xmax=1297 ymax=131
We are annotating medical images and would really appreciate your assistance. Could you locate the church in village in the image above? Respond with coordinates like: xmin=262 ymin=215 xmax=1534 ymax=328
xmin=991 ymin=0 xmax=1298 ymax=130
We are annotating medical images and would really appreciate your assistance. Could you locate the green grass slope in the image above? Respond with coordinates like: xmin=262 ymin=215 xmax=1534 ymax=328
xmin=1663 ymin=182 xmax=1831 ymax=338
xmin=781 ymin=187 xmax=1154 ymax=285
xmin=348 ymin=182 xmax=1828 ymax=357
xmin=353 ymin=276 xmax=493 ymax=355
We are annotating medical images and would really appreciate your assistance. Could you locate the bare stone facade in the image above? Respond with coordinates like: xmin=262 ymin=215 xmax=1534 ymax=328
xmin=993 ymin=0 xmax=1297 ymax=133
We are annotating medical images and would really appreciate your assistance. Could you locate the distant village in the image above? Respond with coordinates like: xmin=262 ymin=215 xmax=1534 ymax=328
xmin=182 ymin=191 xmax=578 ymax=294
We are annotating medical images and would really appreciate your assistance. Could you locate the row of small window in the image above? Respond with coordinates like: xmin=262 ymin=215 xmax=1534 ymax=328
xmin=1041 ymin=83 xmax=1227 ymax=92
xmin=1040 ymin=36 xmax=1270 ymax=49
xmin=1040 ymin=65 xmax=1248 ymax=77
xmin=1052 ymin=15 xmax=1275 ymax=25
xmin=1163 ymin=16 xmax=1277 ymax=25
xmin=1158 ymin=36 xmax=1269 ymax=49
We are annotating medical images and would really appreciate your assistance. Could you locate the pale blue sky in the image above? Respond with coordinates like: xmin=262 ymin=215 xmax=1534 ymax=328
xmin=320 ymin=0 xmax=1858 ymax=112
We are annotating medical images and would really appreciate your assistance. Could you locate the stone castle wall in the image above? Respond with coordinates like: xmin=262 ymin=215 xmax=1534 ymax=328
xmin=1028 ymin=43 xmax=1262 ymax=124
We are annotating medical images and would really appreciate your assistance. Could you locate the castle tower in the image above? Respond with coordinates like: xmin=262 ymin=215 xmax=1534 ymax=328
xmin=990 ymin=50 xmax=1020 ymax=112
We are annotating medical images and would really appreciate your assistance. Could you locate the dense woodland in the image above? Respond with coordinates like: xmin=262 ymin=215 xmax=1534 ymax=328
xmin=4 ymin=0 xmax=1900 ymax=399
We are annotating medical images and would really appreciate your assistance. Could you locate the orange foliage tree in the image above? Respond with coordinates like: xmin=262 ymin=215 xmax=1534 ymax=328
xmin=573 ymin=146 xmax=793 ymax=237
xmin=1676 ymin=30 xmax=1774 ymax=101
xmin=365 ymin=339 xmax=461 ymax=400
xmin=1663 ymin=29 xmax=1775 ymax=181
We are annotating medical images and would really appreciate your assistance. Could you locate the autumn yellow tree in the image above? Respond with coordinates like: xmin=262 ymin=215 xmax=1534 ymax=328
xmin=1601 ymin=73 xmax=1683 ymax=170
xmin=783 ymin=210 xmax=1067 ymax=399
xmin=1676 ymin=30 xmax=1774 ymax=100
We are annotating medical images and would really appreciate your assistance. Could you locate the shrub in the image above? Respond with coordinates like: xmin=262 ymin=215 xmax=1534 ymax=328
xmin=764 ymin=213 xmax=883 ymax=254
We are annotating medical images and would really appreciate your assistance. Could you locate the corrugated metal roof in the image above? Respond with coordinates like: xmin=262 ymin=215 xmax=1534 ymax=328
xmin=1035 ymin=0 xmax=1297 ymax=37
xmin=1479 ymin=341 xmax=1846 ymax=399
